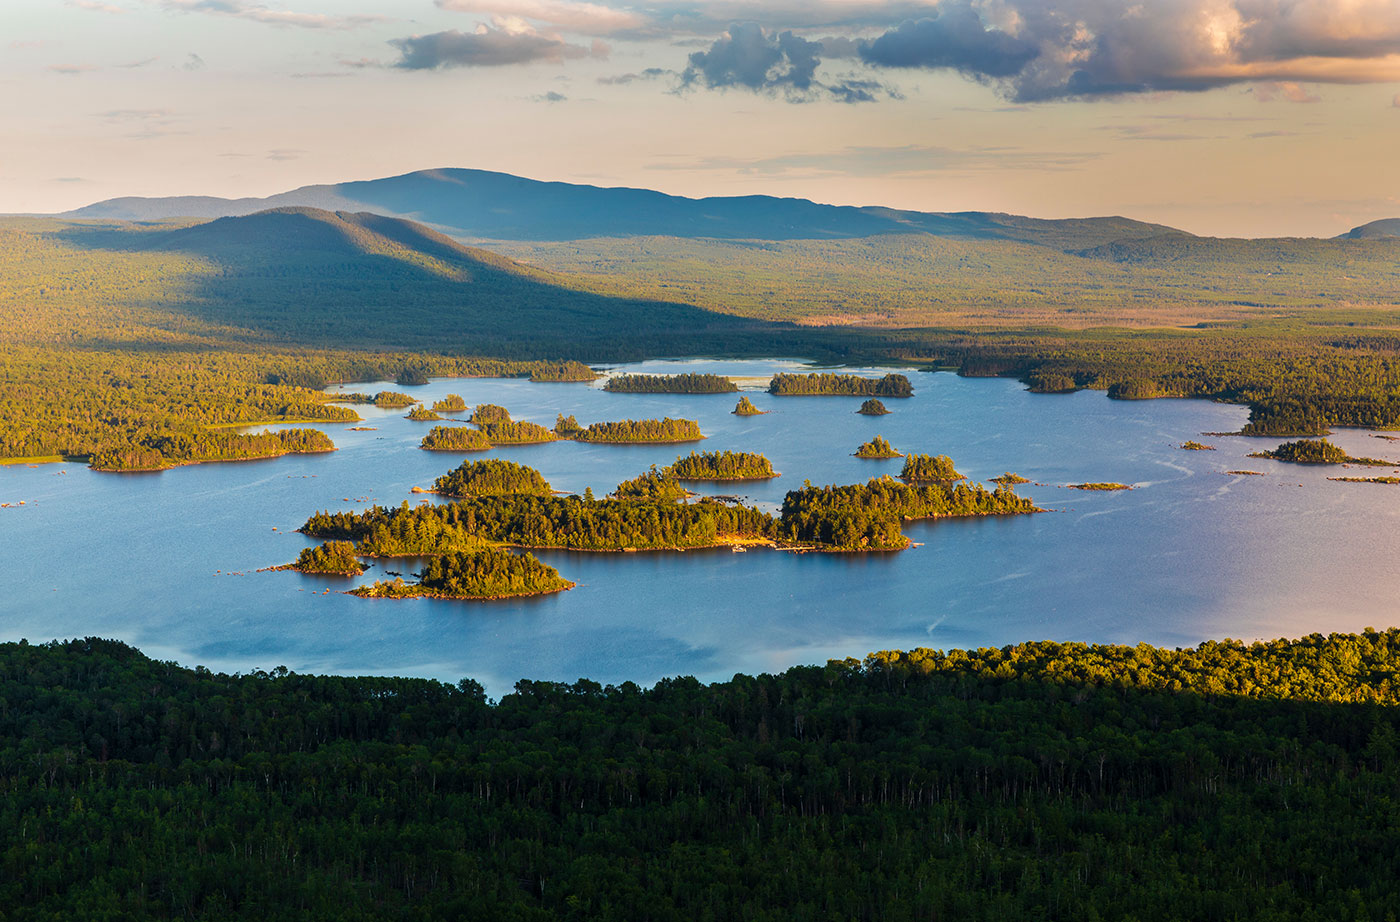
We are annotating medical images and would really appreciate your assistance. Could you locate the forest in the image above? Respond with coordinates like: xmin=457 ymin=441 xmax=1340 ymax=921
xmin=603 ymin=373 xmax=738 ymax=394
xmin=854 ymin=435 xmax=901 ymax=459
xmin=668 ymin=450 xmax=776 ymax=481
xmin=475 ymin=421 xmax=557 ymax=444
xmin=432 ymin=459 xmax=554 ymax=497
xmin=1250 ymin=438 xmax=1392 ymax=466
xmin=419 ymin=426 xmax=490 ymax=452
xmin=900 ymin=453 xmax=965 ymax=483
xmin=351 ymin=548 xmax=572 ymax=599
xmin=304 ymin=496 xmax=775 ymax=554
xmin=778 ymin=476 xmax=1038 ymax=550
xmin=7 ymin=631 xmax=1400 ymax=919
xmin=732 ymin=396 xmax=763 ymax=416
xmin=90 ymin=427 xmax=335 ymax=472
xmin=769 ymin=373 xmax=914 ymax=397
xmin=573 ymin=418 xmax=704 ymax=444
xmin=283 ymin=540 xmax=364 ymax=576
xmin=857 ymin=398 xmax=889 ymax=416
xmin=612 ymin=466 xmax=689 ymax=502
xmin=470 ymin=404 xmax=512 ymax=425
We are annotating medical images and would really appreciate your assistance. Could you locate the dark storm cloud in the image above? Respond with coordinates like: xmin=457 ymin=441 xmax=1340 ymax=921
xmin=391 ymin=27 xmax=603 ymax=69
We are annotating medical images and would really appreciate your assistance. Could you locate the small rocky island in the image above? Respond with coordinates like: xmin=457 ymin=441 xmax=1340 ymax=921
xmin=352 ymin=549 xmax=574 ymax=600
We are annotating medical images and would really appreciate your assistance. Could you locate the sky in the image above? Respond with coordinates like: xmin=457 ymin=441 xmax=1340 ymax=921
xmin=1 ymin=0 xmax=1398 ymax=236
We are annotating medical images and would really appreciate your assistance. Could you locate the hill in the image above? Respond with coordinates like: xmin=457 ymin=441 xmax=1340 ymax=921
xmin=1340 ymin=218 xmax=1400 ymax=240
xmin=63 ymin=167 xmax=1182 ymax=247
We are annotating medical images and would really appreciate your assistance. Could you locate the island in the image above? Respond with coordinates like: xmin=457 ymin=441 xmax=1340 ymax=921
xmin=432 ymin=394 xmax=467 ymax=413
xmin=1181 ymin=441 xmax=1216 ymax=451
xmin=553 ymin=414 xmax=583 ymax=436
xmin=372 ymin=391 xmax=417 ymax=409
xmin=857 ymin=398 xmax=890 ymax=416
xmin=900 ymin=453 xmax=965 ymax=483
xmin=420 ymin=426 xmax=491 ymax=452
xmin=276 ymin=540 xmax=365 ymax=576
xmin=433 ymin=459 xmax=553 ymax=497
xmin=573 ymin=418 xmax=704 ymax=444
xmin=613 ymin=466 xmax=689 ymax=502
xmin=854 ymin=436 xmax=902 ymax=459
xmin=477 ymin=420 xmax=558 ymax=444
xmin=1329 ymin=476 xmax=1400 ymax=484
xmin=1068 ymin=482 xmax=1133 ymax=491
xmin=406 ymin=405 xmax=442 ymax=421
xmin=471 ymin=403 xmax=513 ymax=425
xmin=351 ymin=549 xmax=573 ymax=600
xmin=528 ymin=361 xmax=599 ymax=382
xmin=1249 ymin=438 xmax=1391 ymax=466
xmin=304 ymin=459 xmax=1037 ymax=556
xmin=777 ymin=475 xmax=1039 ymax=550
xmin=604 ymin=373 xmax=737 ymax=394
xmin=991 ymin=472 xmax=1031 ymax=485
xmin=768 ymin=372 xmax=913 ymax=398
xmin=732 ymin=396 xmax=765 ymax=416
xmin=669 ymin=450 xmax=777 ymax=481
xmin=90 ymin=428 xmax=335 ymax=472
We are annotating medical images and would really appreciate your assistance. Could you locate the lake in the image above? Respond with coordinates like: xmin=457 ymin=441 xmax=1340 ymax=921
xmin=4 ymin=358 xmax=1399 ymax=695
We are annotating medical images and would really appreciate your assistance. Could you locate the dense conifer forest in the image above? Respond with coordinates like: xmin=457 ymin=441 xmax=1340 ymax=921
xmin=432 ymin=459 xmax=554 ymax=497
xmin=668 ymin=450 xmax=776 ymax=481
xmin=1250 ymin=438 xmax=1392 ymax=465
xmin=857 ymin=398 xmax=890 ymax=415
xmin=351 ymin=549 xmax=572 ymax=599
xmin=419 ymin=426 xmax=490 ymax=452
xmin=603 ymin=373 xmax=738 ymax=394
xmin=573 ymin=418 xmax=703 ymax=444
xmin=476 ymin=421 xmax=557 ymax=444
xmin=732 ymin=396 xmax=764 ymax=416
xmin=7 ymin=631 xmax=1400 ymax=919
xmin=769 ymin=372 xmax=914 ymax=397
xmin=900 ymin=453 xmax=965 ymax=483
xmin=612 ymin=467 xmax=689 ymax=502
xmin=854 ymin=435 xmax=902 ymax=459
xmin=284 ymin=540 xmax=364 ymax=575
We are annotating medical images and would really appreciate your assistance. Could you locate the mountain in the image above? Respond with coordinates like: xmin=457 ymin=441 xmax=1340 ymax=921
xmin=62 ymin=167 xmax=1183 ymax=248
xmin=1338 ymin=218 xmax=1400 ymax=240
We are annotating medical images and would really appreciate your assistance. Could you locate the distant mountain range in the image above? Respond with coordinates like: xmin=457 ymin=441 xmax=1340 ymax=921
xmin=62 ymin=167 xmax=1193 ymax=247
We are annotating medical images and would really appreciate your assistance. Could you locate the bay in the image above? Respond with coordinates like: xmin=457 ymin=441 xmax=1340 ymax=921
xmin=4 ymin=358 xmax=1398 ymax=695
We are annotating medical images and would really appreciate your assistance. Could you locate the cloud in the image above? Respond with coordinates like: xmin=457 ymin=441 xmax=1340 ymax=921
xmin=49 ymin=64 xmax=101 ymax=74
xmin=859 ymin=7 xmax=1039 ymax=78
xmin=437 ymin=0 xmax=645 ymax=37
xmin=183 ymin=52 xmax=205 ymax=70
xmin=390 ymin=24 xmax=605 ymax=68
xmin=53 ymin=177 xmax=91 ymax=183
xmin=158 ymin=0 xmax=383 ymax=30
xmin=532 ymin=90 xmax=568 ymax=101
xmin=681 ymin=23 xmax=897 ymax=102
xmin=1252 ymin=80 xmax=1321 ymax=102
xmin=597 ymin=67 xmax=670 ymax=84
xmin=266 ymin=148 xmax=305 ymax=160
xmin=852 ymin=0 xmax=1400 ymax=102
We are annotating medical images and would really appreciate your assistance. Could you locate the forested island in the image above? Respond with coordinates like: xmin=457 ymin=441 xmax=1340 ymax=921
xmin=1068 ymin=482 xmax=1133 ymax=491
xmin=305 ymin=496 xmax=773 ymax=553
xmin=553 ymin=414 xmax=583 ymax=436
xmin=432 ymin=459 xmax=553 ymax=497
xmin=304 ymin=465 xmax=1036 ymax=555
xmin=476 ymin=421 xmax=557 ymax=444
xmin=991 ymin=472 xmax=1031 ymax=485
xmin=613 ymin=467 xmax=688 ymax=502
xmin=90 ymin=428 xmax=335 ymax=472
xmin=669 ymin=450 xmax=777 ymax=481
xmin=857 ymin=398 xmax=890 ymax=415
xmin=431 ymin=394 xmax=466 ymax=413
xmin=1181 ymin=440 xmax=1216 ymax=451
xmin=527 ymin=361 xmax=598 ymax=382
xmin=1250 ymin=438 xmax=1392 ymax=466
xmin=854 ymin=435 xmax=902 ymax=459
xmin=900 ymin=453 xmax=965 ymax=483
xmin=372 ymin=391 xmax=416 ymax=409
xmin=405 ymin=406 xmax=441 ymax=421
xmin=732 ymin=395 xmax=764 ymax=416
xmin=351 ymin=549 xmax=572 ymax=600
xmin=778 ymin=476 xmax=1038 ymax=550
xmin=769 ymin=373 xmax=913 ymax=397
xmin=469 ymin=403 xmax=512 ymax=425
xmin=573 ymin=418 xmax=703 ymax=444
xmin=276 ymin=540 xmax=365 ymax=576
xmin=419 ymin=426 xmax=490 ymax=452
xmin=604 ymin=373 xmax=737 ymax=394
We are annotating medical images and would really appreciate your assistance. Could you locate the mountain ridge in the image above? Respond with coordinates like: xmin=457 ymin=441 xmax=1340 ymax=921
xmin=60 ymin=167 xmax=1185 ymax=248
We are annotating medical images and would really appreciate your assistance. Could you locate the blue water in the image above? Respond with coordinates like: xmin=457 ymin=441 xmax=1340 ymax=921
xmin=4 ymin=358 xmax=1400 ymax=695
